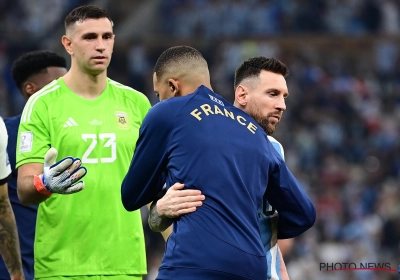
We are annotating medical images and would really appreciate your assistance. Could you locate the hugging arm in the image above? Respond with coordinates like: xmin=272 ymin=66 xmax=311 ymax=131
xmin=121 ymin=104 xmax=173 ymax=211
xmin=148 ymin=183 xmax=205 ymax=233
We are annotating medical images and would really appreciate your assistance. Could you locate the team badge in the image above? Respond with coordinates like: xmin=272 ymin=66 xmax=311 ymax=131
xmin=115 ymin=111 xmax=128 ymax=129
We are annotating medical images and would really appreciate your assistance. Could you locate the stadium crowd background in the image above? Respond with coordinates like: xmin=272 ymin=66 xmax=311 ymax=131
xmin=1 ymin=0 xmax=400 ymax=279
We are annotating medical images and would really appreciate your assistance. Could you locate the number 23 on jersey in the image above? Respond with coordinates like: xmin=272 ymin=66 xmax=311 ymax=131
xmin=81 ymin=133 xmax=116 ymax=164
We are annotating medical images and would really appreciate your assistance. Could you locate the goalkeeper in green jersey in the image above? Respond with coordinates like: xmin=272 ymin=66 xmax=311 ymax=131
xmin=16 ymin=5 xmax=151 ymax=280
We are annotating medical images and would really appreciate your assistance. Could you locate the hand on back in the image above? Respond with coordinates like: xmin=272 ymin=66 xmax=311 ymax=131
xmin=156 ymin=183 xmax=205 ymax=218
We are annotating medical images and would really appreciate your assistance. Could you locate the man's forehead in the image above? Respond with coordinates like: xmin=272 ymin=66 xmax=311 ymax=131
xmin=153 ymin=72 xmax=160 ymax=85
xmin=153 ymin=72 xmax=158 ymax=80
xmin=259 ymin=70 xmax=285 ymax=81
xmin=152 ymin=73 xmax=161 ymax=90
xmin=68 ymin=18 xmax=113 ymax=35
xmin=259 ymin=71 xmax=288 ymax=90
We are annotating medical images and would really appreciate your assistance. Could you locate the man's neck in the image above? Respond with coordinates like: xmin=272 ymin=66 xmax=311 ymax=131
xmin=180 ymin=82 xmax=213 ymax=97
xmin=62 ymin=69 xmax=108 ymax=100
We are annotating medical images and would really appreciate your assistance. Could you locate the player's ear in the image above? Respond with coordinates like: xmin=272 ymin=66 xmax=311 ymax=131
xmin=235 ymin=85 xmax=248 ymax=106
xmin=62 ymin=35 xmax=73 ymax=55
xmin=23 ymin=82 xmax=36 ymax=100
xmin=168 ymin=79 xmax=179 ymax=97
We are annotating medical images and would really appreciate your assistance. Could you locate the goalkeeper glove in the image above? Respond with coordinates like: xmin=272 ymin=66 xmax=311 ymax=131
xmin=33 ymin=147 xmax=87 ymax=196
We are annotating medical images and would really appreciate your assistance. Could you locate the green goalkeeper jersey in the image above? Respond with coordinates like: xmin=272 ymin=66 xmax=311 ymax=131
xmin=16 ymin=78 xmax=151 ymax=278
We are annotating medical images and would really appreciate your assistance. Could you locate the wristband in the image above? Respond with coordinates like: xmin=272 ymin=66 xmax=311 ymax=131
xmin=33 ymin=174 xmax=53 ymax=197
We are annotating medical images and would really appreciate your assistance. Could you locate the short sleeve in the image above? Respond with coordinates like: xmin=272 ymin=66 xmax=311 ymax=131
xmin=16 ymin=98 xmax=51 ymax=168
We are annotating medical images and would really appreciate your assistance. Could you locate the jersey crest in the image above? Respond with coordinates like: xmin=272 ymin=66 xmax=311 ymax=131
xmin=115 ymin=111 xmax=128 ymax=129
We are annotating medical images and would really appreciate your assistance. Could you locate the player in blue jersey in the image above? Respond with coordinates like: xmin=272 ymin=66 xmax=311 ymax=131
xmin=121 ymin=46 xmax=315 ymax=279
xmin=235 ymin=57 xmax=294 ymax=280
xmin=2 ymin=50 xmax=67 ymax=280
xmin=0 ymin=116 xmax=24 ymax=280
xmin=148 ymin=56 xmax=303 ymax=280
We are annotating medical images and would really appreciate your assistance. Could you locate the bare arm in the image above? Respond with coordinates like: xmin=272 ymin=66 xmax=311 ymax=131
xmin=148 ymin=183 xmax=205 ymax=238
xmin=148 ymin=202 xmax=173 ymax=241
xmin=0 ymin=183 xmax=24 ymax=280
xmin=278 ymin=238 xmax=294 ymax=256
xmin=278 ymin=246 xmax=290 ymax=280
xmin=17 ymin=163 xmax=48 ymax=206
xmin=148 ymin=200 xmax=174 ymax=233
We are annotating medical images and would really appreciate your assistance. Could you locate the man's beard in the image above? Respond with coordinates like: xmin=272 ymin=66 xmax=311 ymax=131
xmin=248 ymin=108 xmax=278 ymax=135
xmin=254 ymin=115 xmax=277 ymax=135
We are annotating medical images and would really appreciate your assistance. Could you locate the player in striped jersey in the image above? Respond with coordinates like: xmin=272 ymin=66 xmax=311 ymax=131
xmin=149 ymin=56 xmax=311 ymax=280
xmin=235 ymin=57 xmax=294 ymax=280
xmin=260 ymin=135 xmax=288 ymax=280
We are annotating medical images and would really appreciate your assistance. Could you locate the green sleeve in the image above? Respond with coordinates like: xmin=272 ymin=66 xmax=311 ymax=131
xmin=16 ymin=99 xmax=51 ymax=168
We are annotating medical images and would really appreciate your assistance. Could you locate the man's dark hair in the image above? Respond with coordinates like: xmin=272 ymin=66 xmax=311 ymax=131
xmin=11 ymin=50 xmax=67 ymax=90
xmin=64 ymin=5 xmax=113 ymax=30
xmin=153 ymin=46 xmax=207 ymax=79
xmin=234 ymin=57 xmax=289 ymax=89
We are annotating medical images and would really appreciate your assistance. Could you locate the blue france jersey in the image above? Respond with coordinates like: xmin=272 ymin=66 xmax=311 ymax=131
xmin=259 ymin=136 xmax=285 ymax=280
xmin=122 ymin=86 xmax=315 ymax=279
xmin=1 ymin=115 xmax=37 ymax=280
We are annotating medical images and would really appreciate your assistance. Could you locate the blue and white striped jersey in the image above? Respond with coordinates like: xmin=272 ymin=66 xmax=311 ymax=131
xmin=259 ymin=136 xmax=285 ymax=280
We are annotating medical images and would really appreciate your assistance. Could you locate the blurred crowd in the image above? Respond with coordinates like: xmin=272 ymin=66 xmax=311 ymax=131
xmin=162 ymin=0 xmax=399 ymax=38
xmin=1 ymin=0 xmax=400 ymax=279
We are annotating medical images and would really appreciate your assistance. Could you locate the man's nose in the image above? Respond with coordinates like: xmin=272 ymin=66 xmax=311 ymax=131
xmin=96 ymin=39 xmax=106 ymax=51
xmin=276 ymin=96 xmax=286 ymax=111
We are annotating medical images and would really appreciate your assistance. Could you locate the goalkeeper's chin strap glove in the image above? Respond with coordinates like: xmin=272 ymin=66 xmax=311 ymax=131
xmin=33 ymin=147 xmax=87 ymax=197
